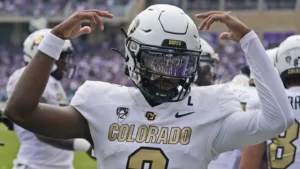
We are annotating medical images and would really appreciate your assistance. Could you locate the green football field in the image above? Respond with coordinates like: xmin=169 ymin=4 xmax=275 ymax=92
xmin=0 ymin=124 xmax=97 ymax=169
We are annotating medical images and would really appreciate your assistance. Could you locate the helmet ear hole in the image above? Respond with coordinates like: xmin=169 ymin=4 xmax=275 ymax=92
xmin=125 ymin=66 xmax=129 ymax=76
xmin=140 ymin=69 xmax=151 ymax=79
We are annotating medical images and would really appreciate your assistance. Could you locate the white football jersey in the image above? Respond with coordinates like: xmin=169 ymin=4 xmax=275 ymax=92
xmin=70 ymin=31 xmax=294 ymax=169
xmin=208 ymin=84 xmax=259 ymax=169
xmin=71 ymin=81 xmax=240 ymax=169
xmin=266 ymin=87 xmax=300 ymax=169
xmin=6 ymin=67 xmax=73 ymax=169
xmin=70 ymin=81 xmax=280 ymax=169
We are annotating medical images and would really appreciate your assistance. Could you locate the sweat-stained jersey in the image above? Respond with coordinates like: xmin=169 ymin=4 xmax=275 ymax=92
xmin=266 ymin=87 xmax=300 ymax=169
xmin=70 ymin=31 xmax=294 ymax=169
xmin=6 ymin=67 xmax=73 ymax=169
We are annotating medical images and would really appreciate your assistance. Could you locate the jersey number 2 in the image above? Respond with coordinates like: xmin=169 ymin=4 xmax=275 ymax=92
xmin=126 ymin=147 xmax=169 ymax=169
xmin=268 ymin=120 xmax=299 ymax=169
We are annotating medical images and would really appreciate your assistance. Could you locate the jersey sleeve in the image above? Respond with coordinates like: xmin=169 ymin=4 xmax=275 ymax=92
xmin=209 ymin=31 xmax=294 ymax=158
xmin=70 ymin=81 xmax=91 ymax=121
xmin=70 ymin=81 xmax=106 ymax=157
xmin=69 ymin=81 xmax=98 ymax=145
xmin=6 ymin=70 xmax=50 ymax=101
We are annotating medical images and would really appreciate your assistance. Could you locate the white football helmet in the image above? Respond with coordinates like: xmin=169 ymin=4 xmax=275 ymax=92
xmin=275 ymin=35 xmax=300 ymax=78
xmin=249 ymin=47 xmax=278 ymax=84
xmin=266 ymin=47 xmax=278 ymax=66
xmin=231 ymin=74 xmax=250 ymax=87
xmin=200 ymin=38 xmax=219 ymax=63
xmin=124 ymin=4 xmax=201 ymax=102
xmin=23 ymin=29 xmax=75 ymax=78
xmin=194 ymin=38 xmax=219 ymax=86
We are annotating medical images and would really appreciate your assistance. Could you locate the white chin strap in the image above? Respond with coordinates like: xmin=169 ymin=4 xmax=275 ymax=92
xmin=51 ymin=64 xmax=58 ymax=72
xmin=23 ymin=54 xmax=32 ymax=63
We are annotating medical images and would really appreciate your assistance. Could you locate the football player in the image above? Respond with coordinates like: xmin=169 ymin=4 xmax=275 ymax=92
xmin=0 ymin=108 xmax=14 ymax=131
xmin=194 ymin=38 xmax=219 ymax=86
xmin=239 ymin=47 xmax=288 ymax=169
xmin=195 ymin=38 xmax=244 ymax=169
xmin=6 ymin=29 xmax=93 ymax=169
xmin=196 ymin=38 xmax=248 ymax=169
xmin=216 ymin=48 xmax=277 ymax=169
xmin=207 ymin=50 xmax=249 ymax=169
xmin=207 ymin=72 xmax=251 ymax=169
xmin=4 ymin=5 xmax=295 ymax=169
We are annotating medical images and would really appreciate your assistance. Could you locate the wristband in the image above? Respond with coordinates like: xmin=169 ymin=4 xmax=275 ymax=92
xmin=38 ymin=32 xmax=65 ymax=60
xmin=73 ymin=139 xmax=91 ymax=152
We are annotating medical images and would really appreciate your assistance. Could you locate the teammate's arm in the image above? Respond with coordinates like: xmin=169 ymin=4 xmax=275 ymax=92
xmin=239 ymin=142 xmax=266 ymax=169
xmin=30 ymin=97 xmax=91 ymax=152
xmin=35 ymin=135 xmax=92 ymax=153
xmin=35 ymin=135 xmax=74 ymax=150
xmin=5 ymin=10 xmax=114 ymax=139
xmin=195 ymin=11 xmax=294 ymax=155
xmin=36 ymin=134 xmax=95 ymax=160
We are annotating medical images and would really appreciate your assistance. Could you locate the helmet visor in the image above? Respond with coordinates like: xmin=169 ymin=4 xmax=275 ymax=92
xmin=140 ymin=47 xmax=199 ymax=79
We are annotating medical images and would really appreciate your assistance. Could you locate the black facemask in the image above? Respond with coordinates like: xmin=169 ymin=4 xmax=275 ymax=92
xmin=51 ymin=51 xmax=76 ymax=81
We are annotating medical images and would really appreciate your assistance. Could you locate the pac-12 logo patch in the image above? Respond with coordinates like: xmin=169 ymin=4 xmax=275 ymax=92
xmin=116 ymin=107 xmax=129 ymax=122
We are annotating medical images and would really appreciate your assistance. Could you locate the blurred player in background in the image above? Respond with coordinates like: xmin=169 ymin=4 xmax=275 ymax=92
xmin=209 ymin=47 xmax=278 ymax=169
xmin=6 ymin=29 xmax=93 ymax=169
xmin=239 ymin=47 xmax=285 ymax=169
xmin=207 ymin=72 xmax=251 ymax=169
xmin=194 ymin=38 xmax=219 ymax=86
xmin=0 ymin=108 xmax=12 ymax=147
xmin=197 ymin=38 xmax=250 ymax=169
xmin=194 ymin=38 xmax=246 ymax=169
xmin=0 ymin=108 xmax=14 ymax=131
xmin=4 ymin=5 xmax=295 ymax=169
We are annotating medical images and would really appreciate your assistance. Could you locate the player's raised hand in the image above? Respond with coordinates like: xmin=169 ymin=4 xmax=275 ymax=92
xmin=51 ymin=9 xmax=114 ymax=40
xmin=195 ymin=11 xmax=251 ymax=42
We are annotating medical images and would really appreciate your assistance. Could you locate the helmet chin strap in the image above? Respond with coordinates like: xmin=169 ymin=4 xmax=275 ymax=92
xmin=111 ymin=27 xmax=130 ymax=76
xmin=52 ymin=64 xmax=58 ymax=72
xmin=50 ymin=68 xmax=63 ymax=81
xmin=137 ymin=81 xmax=179 ymax=106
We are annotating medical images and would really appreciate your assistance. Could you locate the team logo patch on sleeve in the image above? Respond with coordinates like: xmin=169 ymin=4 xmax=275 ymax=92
xmin=116 ymin=107 xmax=129 ymax=122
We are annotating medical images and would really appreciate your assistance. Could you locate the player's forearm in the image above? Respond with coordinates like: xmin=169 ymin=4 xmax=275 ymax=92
xmin=5 ymin=51 xmax=55 ymax=122
xmin=36 ymin=135 xmax=91 ymax=152
xmin=241 ymin=31 xmax=294 ymax=132
xmin=211 ymin=32 xmax=294 ymax=154
xmin=240 ymin=142 xmax=266 ymax=169
xmin=37 ymin=135 xmax=74 ymax=150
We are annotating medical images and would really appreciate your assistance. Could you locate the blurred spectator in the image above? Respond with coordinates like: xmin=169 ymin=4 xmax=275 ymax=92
xmin=263 ymin=31 xmax=294 ymax=49
xmin=0 ymin=30 xmax=133 ymax=101
xmin=0 ymin=0 xmax=297 ymax=101
xmin=0 ymin=0 xmax=132 ymax=17
xmin=264 ymin=0 xmax=296 ymax=10
xmin=187 ymin=0 xmax=219 ymax=10
xmin=1 ymin=28 xmax=292 ymax=101
xmin=0 ymin=0 xmax=298 ymax=17
xmin=225 ymin=0 xmax=258 ymax=10
xmin=0 ymin=32 xmax=242 ymax=101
